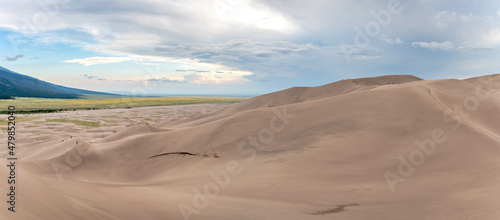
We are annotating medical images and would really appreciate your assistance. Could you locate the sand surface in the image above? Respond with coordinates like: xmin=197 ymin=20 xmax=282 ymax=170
xmin=1 ymin=75 xmax=500 ymax=220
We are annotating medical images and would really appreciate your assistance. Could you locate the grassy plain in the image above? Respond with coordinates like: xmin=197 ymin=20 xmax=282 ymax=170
xmin=0 ymin=96 xmax=246 ymax=114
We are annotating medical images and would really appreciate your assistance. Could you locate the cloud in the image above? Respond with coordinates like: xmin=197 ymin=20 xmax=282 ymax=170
xmin=30 ymin=57 xmax=40 ymax=60
xmin=337 ymin=44 xmax=383 ymax=62
xmin=434 ymin=11 xmax=458 ymax=31
xmin=380 ymin=35 xmax=403 ymax=44
xmin=411 ymin=41 xmax=496 ymax=52
xmin=83 ymin=74 xmax=106 ymax=81
xmin=65 ymin=57 xmax=134 ymax=66
xmin=352 ymin=55 xmax=383 ymax=61
xmin=434 ymin=11 xmax=474 ymax=31
xmin=144 ymin=73 xmax=250 ymax=85
xmin=411 ymin=41 xmax=455 ymax=51
xmin=176 ymin=69 xmax=197 ymax=72
xmin=66 ymin=54 xmax=254 ymax=81
xmin=147 ymin=77 xmax=186 ymax=84
xmin=480 ymin=28 xmax=500 ymax=45
xmin=455 ymin=46 xmax=496 ymax=52
xmin=63 ymin=56 xmax=181 ymax=66
xmin=153 ymin=39 xmax=319 ymax=64
xmin=139 ymin=63 xmax=160 ymax=66
xmin=2 ymin=0 xmax=500 ymax=91
xmin=5 ymin=54 xmax=24 ymax=61
xmin=63 ymin=39 xmax=318 ymax=83
xmin=83 ymin=74 xmax=94 ymax=79
xmin=183 ymin=73 xmax=250 ymax=84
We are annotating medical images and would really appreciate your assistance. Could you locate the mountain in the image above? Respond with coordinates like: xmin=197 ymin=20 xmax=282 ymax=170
xmin=0 ymin=66 xmax=115 ymax=99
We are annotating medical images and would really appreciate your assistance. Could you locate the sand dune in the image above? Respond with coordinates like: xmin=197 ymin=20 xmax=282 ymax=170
xmin=1 ymin=74 xmax=500 ymax=219
xmin=96 ymin=123 xmax=169 ymax=143
xmin=224 ymin=75 xmax=422 ymax=112
xmin=170 ymin=75 xmax=422 ymax=128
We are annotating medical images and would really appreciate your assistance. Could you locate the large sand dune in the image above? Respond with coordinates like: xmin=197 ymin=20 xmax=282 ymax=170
xmin=1 ymin=75 xmax=500 ymax=219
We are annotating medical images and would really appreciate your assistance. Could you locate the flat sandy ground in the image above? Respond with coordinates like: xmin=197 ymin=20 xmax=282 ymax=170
xmin=1 ymin=75 xmax=500 ymax=220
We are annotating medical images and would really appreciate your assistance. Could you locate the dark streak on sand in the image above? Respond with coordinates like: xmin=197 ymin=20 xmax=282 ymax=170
xmin=148 ymin=152 xmax=199 ymax=159
xmin=308 ymin=203 xmax=360 ymax=215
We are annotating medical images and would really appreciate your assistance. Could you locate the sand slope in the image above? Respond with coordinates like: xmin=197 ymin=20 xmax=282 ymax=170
xmin=1 ymin=74 xmax=500 ymax=220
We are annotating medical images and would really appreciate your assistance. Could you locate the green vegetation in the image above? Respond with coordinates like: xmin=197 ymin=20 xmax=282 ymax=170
xmin=45 ymin=119 xmax=101 ymax=127
xmin=2 ymin=116 xmax=41 ymax=125
xmin=0 ymin=96 xmax=247 ymax=114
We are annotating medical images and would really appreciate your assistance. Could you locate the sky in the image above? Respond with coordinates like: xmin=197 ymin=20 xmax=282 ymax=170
xmin=0 ymin=0 xmax=499 ymax=95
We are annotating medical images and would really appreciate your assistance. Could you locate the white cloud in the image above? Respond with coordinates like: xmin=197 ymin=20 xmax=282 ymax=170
xmin=380 ymin=35 xmax=403 ymax=44
xmin=434 ymin=11 xmax=473 ymax=31
xmin=145 ymin=76 xmax=186 ymax=84
xmin=63 ymin=54 xmax=254 ymax=85
xmin=434 ymin=11 xmax=458 ymax=31
xmin=62 ymin=56 xmax=207 ymax=67
xmin=480 ymin=28 xmax=500 ymax=45
xmin=336 ymin=44 xmax=383 ymax=62
xmin=64 ymin=57 xmax=134 ymax=66
xmin=218 ymin=1 xmax=296 ymax=33
xmin=352 ymin=55 xmax=382 ymax=61
xmin=2 ymin=0 xmax=500 ymax=90
xmin=455 ymin=46 xmax=496 ymax=51
xmin=411 ymin=41 xmax=455 ymax=51
xmin=411 ymin=41 xmax=495 ymax=52
xmin=132 ymin=73 xmax=250 ymax=85
xmin=183 ymin=73 xmax=250 ymax=84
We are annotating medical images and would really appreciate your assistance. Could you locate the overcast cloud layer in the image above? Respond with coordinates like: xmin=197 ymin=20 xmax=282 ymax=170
xmin=0 ymin=0 xmax=499 ymax=94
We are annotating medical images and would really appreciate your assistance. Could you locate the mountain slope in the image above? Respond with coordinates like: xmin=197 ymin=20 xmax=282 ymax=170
xmin=0 ymin=66 xmax=114 ymax=99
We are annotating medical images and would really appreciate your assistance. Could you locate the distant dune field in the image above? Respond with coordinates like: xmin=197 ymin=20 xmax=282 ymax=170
xmin=1 ymin=74 xmax=500 ymax=220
